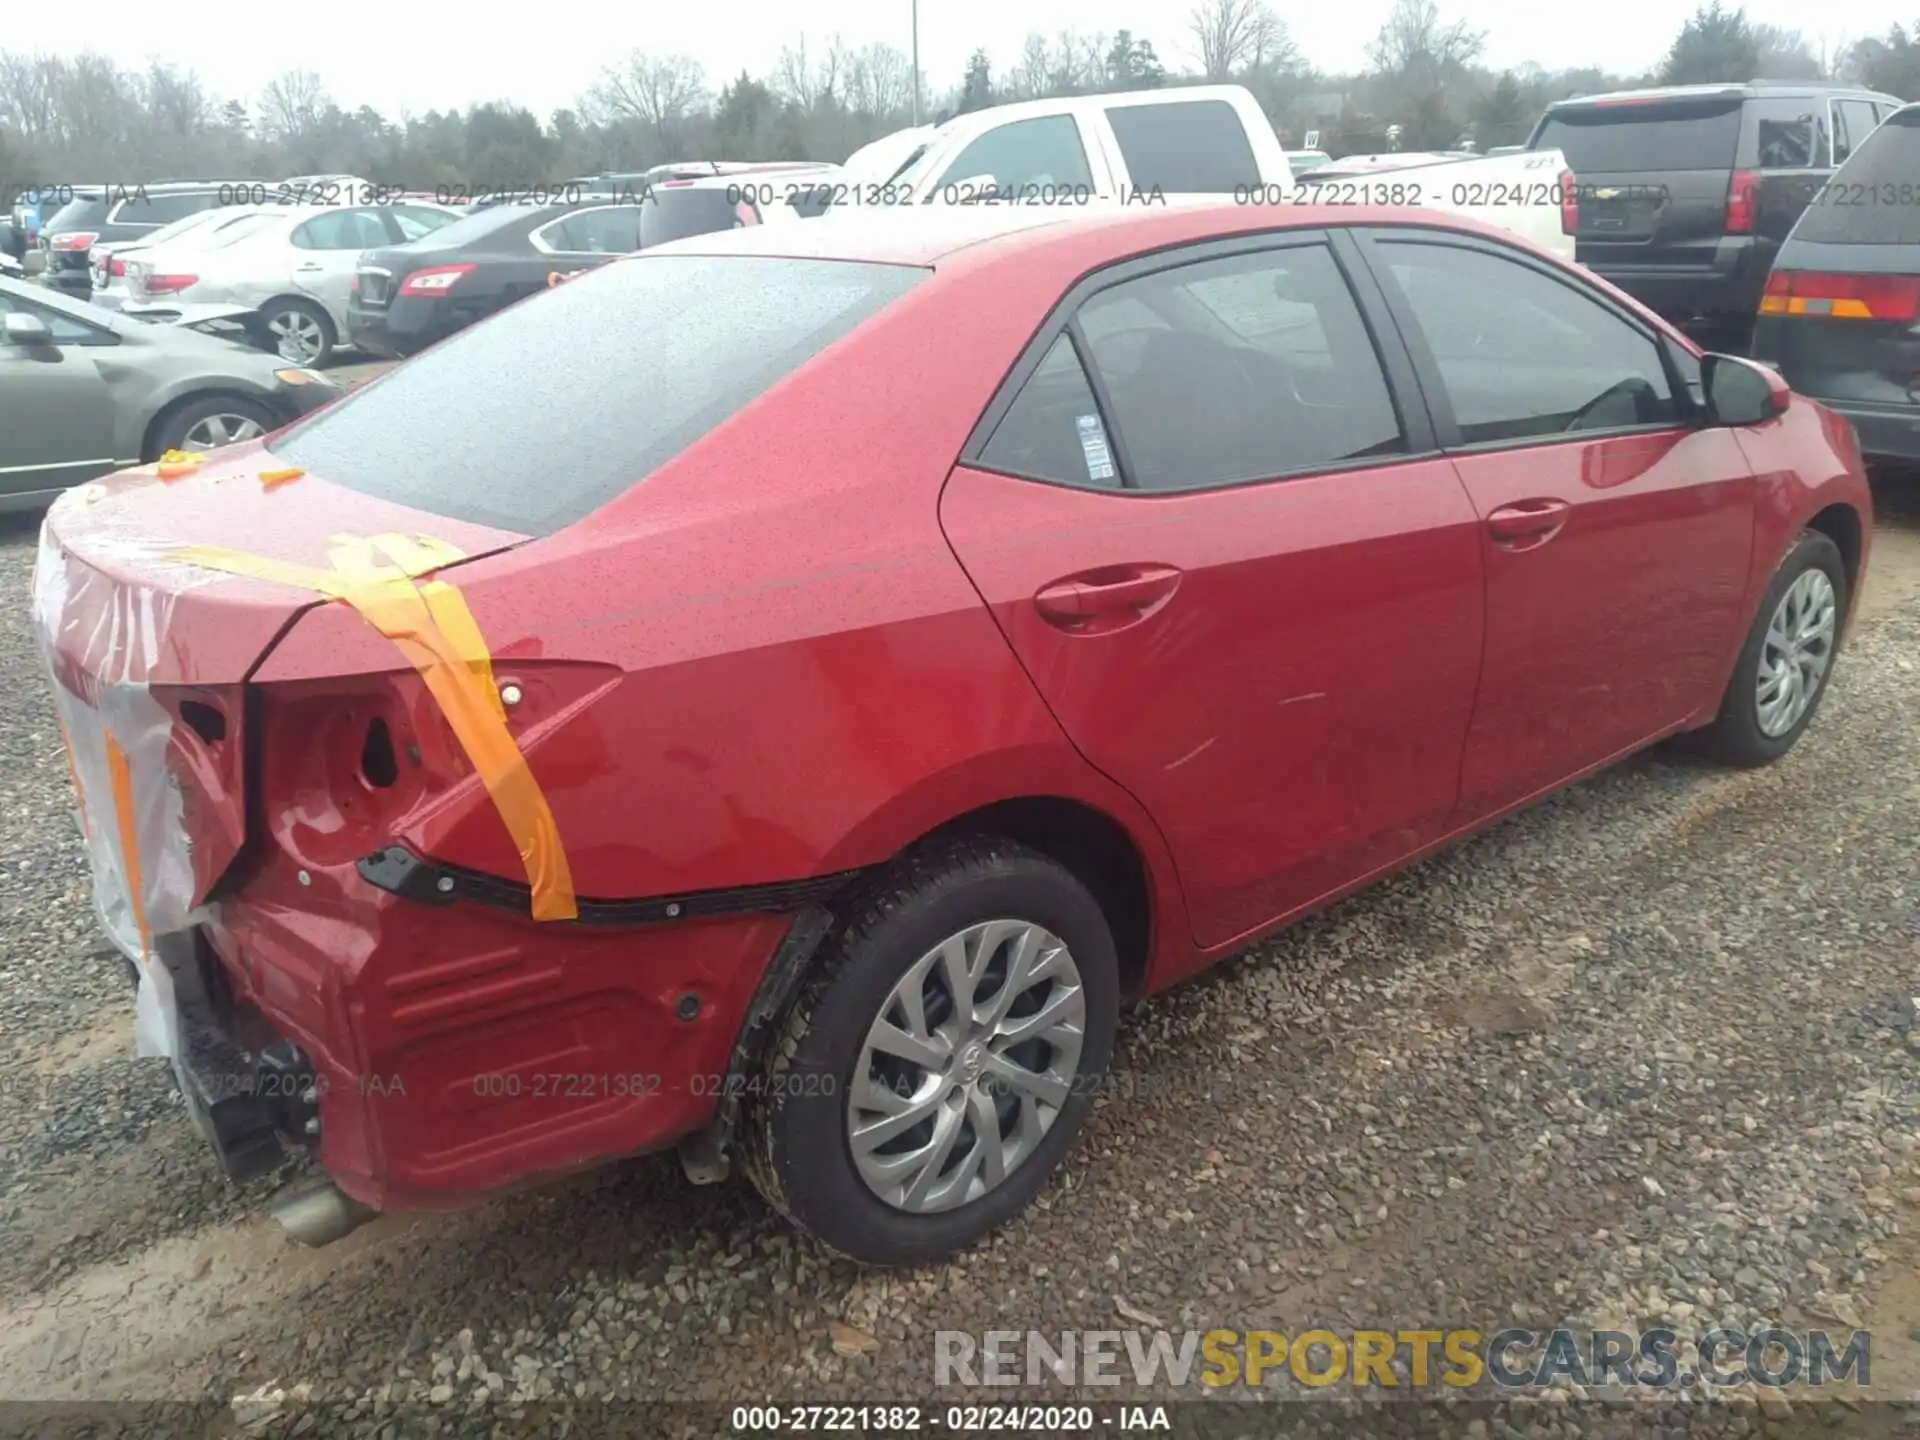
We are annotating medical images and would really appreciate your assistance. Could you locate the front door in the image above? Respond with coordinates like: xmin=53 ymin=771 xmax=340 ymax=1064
xmin=1353 ymin=228 xmax=1756 ymax=818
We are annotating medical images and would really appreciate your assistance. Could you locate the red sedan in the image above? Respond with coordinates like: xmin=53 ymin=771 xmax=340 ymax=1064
xmin=32 ymin=202 xmax=1871 ymax=1266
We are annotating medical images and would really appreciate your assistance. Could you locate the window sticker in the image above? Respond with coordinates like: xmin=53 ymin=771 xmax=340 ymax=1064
xmin=1076 ymin=413 xmax=1116 ymax=482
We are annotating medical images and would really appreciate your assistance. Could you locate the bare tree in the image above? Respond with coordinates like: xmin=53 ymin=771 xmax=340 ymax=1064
xmin=584 ymin=52 xmax=709 ymax=148
xmin=0 ymin=52 xmax=62 ymax=141
xmin=256 ymin=69 xmax=330 ymax=144
xmin=1367 ymin=0 xmax=1486 ymax=81
xmin=1010 ymin=33 xmax=1052 ymax=99
xmin=843 ymin=43 xmax=914 ymax=119
xmin=775 ymin=34 xmax=845 ymax=109
xmin=1189 ymin=0 xmax=1284 ymax=80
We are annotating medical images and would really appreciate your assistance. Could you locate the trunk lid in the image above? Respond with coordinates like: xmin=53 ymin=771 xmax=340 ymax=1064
xmin=35 ymin=446 xmax=528 ymax=912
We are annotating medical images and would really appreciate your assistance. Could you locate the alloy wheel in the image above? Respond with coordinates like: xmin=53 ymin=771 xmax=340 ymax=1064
xmin=180 ymin=413 xmax=266 ymax=451
xmin=847 ymin=918 xmax=1086 ymax=1214
xmin=269 ymin=309 xmax=325 ymax=363
xmin=1755 ymin=567 xmax=1837 ymax=738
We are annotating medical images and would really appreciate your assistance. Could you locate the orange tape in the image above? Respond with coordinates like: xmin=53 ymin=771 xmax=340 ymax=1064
xmin=167 ymin=533 xmax=577 ymax=921
xmin=55 ymin=716 xmax=90 ymax=839
xmin=258 ymin=467 xmax=304 ymax=490
xmin=154 ymin=449 xmax=208 ymax=482
xmin=103 ymin=735 xmax=153 ymax=958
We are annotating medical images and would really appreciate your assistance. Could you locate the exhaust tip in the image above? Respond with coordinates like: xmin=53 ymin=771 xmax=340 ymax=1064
xmin=270 ymin=1180 xmax=377 ymax=1247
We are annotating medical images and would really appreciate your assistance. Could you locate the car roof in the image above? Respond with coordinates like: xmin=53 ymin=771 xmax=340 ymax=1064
xmin=1550 ymin=81 xmax=1895 ymax=109
xmin=635 ymin=199 xmax=1522 ymax=272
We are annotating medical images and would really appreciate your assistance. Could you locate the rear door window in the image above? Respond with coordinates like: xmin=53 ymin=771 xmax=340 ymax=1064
xmin=268 ymin=256 xmax=927 ymax=534
xmin=934 ymin=115 xmax=1095 ymax=195
xmin=114 ymin=191 xmax=218 ymax=225
xmin=1832 ymin=100 xmax=1880 ymax=163
xmin=1533 ymin=101 xmax=1741 ymax=172
xmin=1796 ymin=107 xmax=1920 ymax=244
xmin=1073 ymin=243 xmax=1406 ymax=489
xmin=1751 ymin=98 xmax=1830 ymax=169
xmin=43 ymin=195 xmax=112 ymax=232
xmin=388 ymin=206 xmax=459 ymax=241
xmin=292 ymin=209 xmax=390 ymax=249
xmin=1105 ymin=100 xmax=1261 ymax=194
xmin=537 ymin=206 xmax=641 ymax=254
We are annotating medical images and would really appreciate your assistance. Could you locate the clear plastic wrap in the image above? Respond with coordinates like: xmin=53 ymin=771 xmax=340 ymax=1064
xmin=31 ymin=493 xmax=213 ymax=1063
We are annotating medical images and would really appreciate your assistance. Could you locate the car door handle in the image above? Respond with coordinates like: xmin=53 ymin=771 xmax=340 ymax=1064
xmin=1487 ymin=499 xmax=1571 ymax=543
xmin=1034 ymin=565 xmax=1182 ymax=626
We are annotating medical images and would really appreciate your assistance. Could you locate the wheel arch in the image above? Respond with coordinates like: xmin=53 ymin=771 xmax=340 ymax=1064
xmin=1805 ymin=501 xmax=1864 ymax=619
xmin=140 ymin=387 xmax=279 ymax=462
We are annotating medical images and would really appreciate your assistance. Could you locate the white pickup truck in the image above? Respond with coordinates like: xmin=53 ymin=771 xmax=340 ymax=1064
xmin=805 ymin=85 xmax=1574 ymax=261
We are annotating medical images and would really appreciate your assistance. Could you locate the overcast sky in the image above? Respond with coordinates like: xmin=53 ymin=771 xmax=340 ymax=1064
xmin=3 ymin=0 xmax=1900 ymax=120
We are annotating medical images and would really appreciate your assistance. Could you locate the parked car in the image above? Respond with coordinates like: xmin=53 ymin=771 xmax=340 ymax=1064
xmin=0 ymin=274 xmax=339 ymax=511
xmin=0 ymin=250 xmax=22 ymax=278
xmin=348 ymin=197 xmax=646 ymax=357
xmin=37 ymin=181 xmax=261 ymax=297
xmin=90 ymin=206 xmax=284 ymax=311
xmin=1528 ymin=81 xmax=1903 ymax=328
xmin=1750 ymin=101 xmax=1920 ymax=460
xmin=1290 ymin=148 xmax=1577 ymax=259
xmin=124 ymin=202 xmax=462 ymax=363
xmin=33 ymin=203 xmax=1870 ymax=1263
xmin=832 ymin=88 xmax=1576 ymax=259
xmin=11 ymin=184 xmax=73 ymax=260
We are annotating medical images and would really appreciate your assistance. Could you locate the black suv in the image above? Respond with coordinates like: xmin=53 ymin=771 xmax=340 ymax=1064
xmin=37 ymin=181 xmax=255 ymax=296
xmin=1529 ymin=82 xmax=1903 ymax=328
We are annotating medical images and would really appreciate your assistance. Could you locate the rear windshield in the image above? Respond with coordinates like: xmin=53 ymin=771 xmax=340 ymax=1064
xmin=1106 ymin=100 xmax=1262 ymax=193
xmin=1534 ymin=100 xmax=1742 ymax=172
xmin=268 ymin=255 xmax=926 ymax=534
xmin=1794 ymin=106 xmax=1920 ymax=244
xmin=44 ymin=195 xmax=111 ymax=232
xmin=399 ymin=203 xmax=532 ymax=250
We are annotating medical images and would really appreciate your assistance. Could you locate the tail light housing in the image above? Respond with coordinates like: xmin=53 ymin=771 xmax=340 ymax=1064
xmin=1725 ymin=170 xmax=1758 ymax=235
xmin=50 ymin=231 xmax=98 ymax=251
xmin=108 ymin=256 xmax=126 ymax=277
xmin=141 ymin=273 xmax=198 ymax=296
xmin=398 ymin=264 xmax=476 ymax=296
xmin=1760 ymin=269 xmax=1920 ymax=321
xmin=1559 ymin=170 xmax=1578 ymax=235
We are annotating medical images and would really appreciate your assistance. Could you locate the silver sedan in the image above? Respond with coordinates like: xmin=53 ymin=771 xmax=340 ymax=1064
xmin=0 ymin=275 xmax=342 ymax=512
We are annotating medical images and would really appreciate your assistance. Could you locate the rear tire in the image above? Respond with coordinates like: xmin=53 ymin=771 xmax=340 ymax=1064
xmin=260 ymin=297 xmax=334 ymax=365
xmin=743 ymin=836 xmax=1119 ymax=1266
xmin=1693 ymin=529 xmax=1847 ymax=767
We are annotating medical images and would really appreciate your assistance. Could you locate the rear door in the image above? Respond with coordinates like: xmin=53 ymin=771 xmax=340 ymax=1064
xmin=1533 ymin=95 xmax=1743 ymax=267
xmin=1752 ymin=106 xmax=1920 ymax=440
xmin=288 ymin=207 xmax=394 ymax=327
xmin=938 ymin=232 xmax=1486 ymax=951
xmin=1352 ymin=227 xmax=1755 ymax=817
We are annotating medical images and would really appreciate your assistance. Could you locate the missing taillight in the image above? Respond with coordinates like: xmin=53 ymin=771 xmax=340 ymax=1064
xmin=179 ymin=699 xmax=227 ymax=744
xmin=361 ymin=717 xmax=399 ymax=789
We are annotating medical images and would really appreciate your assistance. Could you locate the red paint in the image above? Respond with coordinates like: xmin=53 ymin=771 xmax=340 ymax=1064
xmin=36 ymin=203 xmax=1872 ymax=1213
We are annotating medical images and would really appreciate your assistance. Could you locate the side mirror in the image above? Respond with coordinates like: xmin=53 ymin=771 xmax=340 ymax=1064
xmin=1701 ymin=352 xmax=1789 ymax=426
xmin=3 ymin=312 xmax=51 ymax=346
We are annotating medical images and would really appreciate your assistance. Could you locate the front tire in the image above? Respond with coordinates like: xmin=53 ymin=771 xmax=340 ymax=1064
xmin=150 ymin=394 xmax=279 ymax=456
xmin=1694 ymin=529 xmax=1847 ymax=767
xmin=744 ymin=836 xmax=1119 ymax=1266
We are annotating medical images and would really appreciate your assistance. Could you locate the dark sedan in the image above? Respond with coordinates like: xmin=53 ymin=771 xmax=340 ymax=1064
xmin=348 ymin=199 xmax=641 ymax=358
xmin=348 ymin=185 xmax=766 ymax=357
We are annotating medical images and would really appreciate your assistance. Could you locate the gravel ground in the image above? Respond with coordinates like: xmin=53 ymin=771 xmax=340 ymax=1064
xmin=0 ymin=477 xmax=1915 ymax=1436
